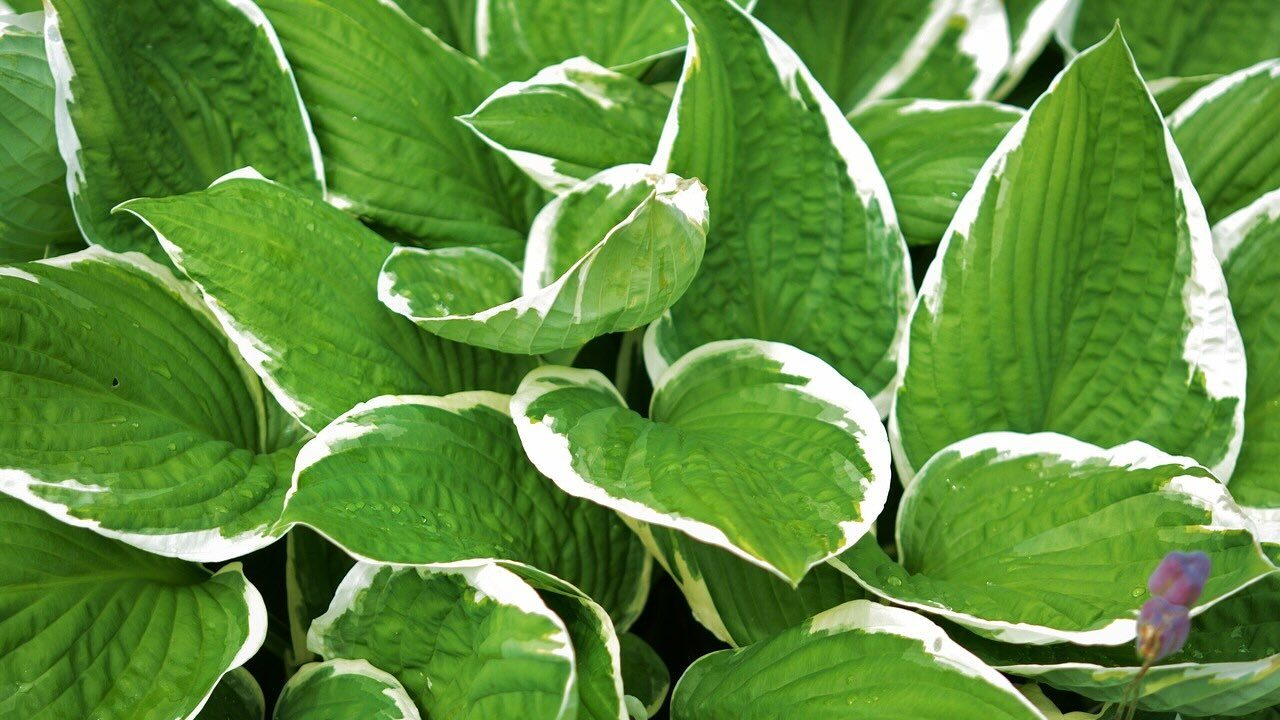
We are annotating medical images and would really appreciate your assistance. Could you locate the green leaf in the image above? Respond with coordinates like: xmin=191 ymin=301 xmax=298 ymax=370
xmin=956 ymin=575 xmax=1280 ymax=716
xmin=1059 ymin=0 xmax=1280 ymax=81
xmin=669 ymin=600 xmax=1045 ymax=720
xmin=380 ymin=166 xmax=708 ymax=355
xmin=397 ymin=0 xmax=477 ymax=55
xmin=43 ymin=0 xmax=322 ymax=259
xmin=995 ymin=0 xmax=1075 ymax=97
xmin=255 ymin=0 xmax=542 ymax=260
xmin=634 ymin=523 xmax=866 ymax=646
xmin=477 ymin=0 xmax=686 ymax=81
xmin=885 ymin=0 xmax=1011 ymax=102
xmin=848 ymin=99 xmax=1023 ymax=246
xmin=198 ymin=668 xmax=265 ymax=720
xmin=620 ymin=634 xmax=668 ymax=718
xmin=890 ymin=31 xmax=1245 ymax=479
xmin=1 ymin=1 xmax=43 ymax=13
xmin=1170 ymin=60 xmax=1280 ymax=223
xmin=513 ymin=339 xmax=891 ymax=585
xmin=461 ymin=57 xmax=671 ymax=193
xmin=1214 ymin=188 xmax=1280 ymax=543
xmin=283 ymin=392 xmax=651 ymax=629
xmin=274 ymin=660 xmax=420 ymax=720
xmin=0 ymin=496 xmax=266 ymax=720
xmin=0 ymin=18 xmax=81 ymax=263
xmin=285 ymin=528 xmax=355 ymax=671
xmin=0 ymin=247 xmax=297 ymax=560
xmin=835 ymin=432 xmax=1276 ymax=644
xmin=118 ymin=173 xmax=536 ymax=433
xmin=309 ymin=562 xmax=578 ymax=719
xmin=648 ymin=0 xmax=913 ymax=411
xmin=1149 ymin=73 xmax=1220 ymax=115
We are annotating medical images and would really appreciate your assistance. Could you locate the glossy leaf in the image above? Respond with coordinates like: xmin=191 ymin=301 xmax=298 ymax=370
xmin=0 ymin=496 xmax=266 ymax=720
xmin=0 ymin=247 xmax=297 ymax=560
xmin=199 ymin=669 xmax=265 ymax=720
xmin=649 ymin=0 xmax=912 ymax=412
xmin=1169 ymin=60 xmax=1280 ymax=223
xmin=891 ymin=31 xmax=1245 ymax=479
xmin=513 ymin=339 xmax=891 ymax=585
xmin=380 ymin=166 xmax=708 ymax=355
xmin=620 ymin=634 xmax=668 ymax=718
xmin=461 ymin=57 xmax=671 ymax=193
xmin=285 ymin=528 xmax=355 ymax=670
xmin=398 ymin=0 xmax=477 ymax=55
xmin=118 ymin=173 xmax=536 ymax=433
xmin=836 ymin=432 xmax=1275 ymax=644
xmin=0 ymin=18 xmax=81 ymax=263
xmin=284 ymin=392 xmax=651 ymax=629
xmin=43 ymin=0 xmax=322 ymax=259
xmin=670 ymin=600 xmax=1045 ymax=720
xmin=849 ymin=99 xmax=1023 ymax=246
xmin=274 ymin=660 xmax=419 ymax=720
xmin=256 ymin=0 xmax=542 ymax=260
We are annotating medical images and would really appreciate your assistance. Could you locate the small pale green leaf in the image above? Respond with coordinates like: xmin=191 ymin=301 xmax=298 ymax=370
xmin=397 ymin=0 xmax=477 ymax=55
xmin=477 ymin=0 xmax=686 ymax=80
xmin=620 ymin=634 xmax=668 ymax=718
xmin=0 ymin=247 xmax=297 ymax=560
xmin=198 ymin=668 xmax=265 ymax=720
xmin=891 ymin=31 xmax=1245 ymax=479
xmin=256 ymin=0 xmax=542 ymax=260
xmin=670 ymin=600 xmax=1045 ymax=720
xmin=284 ymin=392 xmax=651 ymax=629
xmin=886 ymin=0 xmax=1012 ymax=102
xmin=0 ymin=496 xmax=267 ymax=720
xmin=1214 ymin=188 xmax=1280 ymax=543
xmin=849 ymin=99 xmax=1023 ymax=246
xmin=1170 ymin=60 xmax=1280 ymax=223
xmin=118 ymin=174 xmax=536 ymax=433
xmin=43 ymin=0 xmax=322 ymax=259
xmin=380 ymin=166 xmax=708 ymax=355
xmin=649 ymin=0 xmax=913 ymax=412
xmin=274 ymin=660 xmax=420 ymax=720
xmin=461 ymin=57 xmax=671 ymax=193
xmin=634 ymin=523 xmax=866 ymax=647
xmin=0 ymin=18 xmax=81 ymax=263
xmin=513 ymin=339 xmax=891 ymax=585
xmin=285 ymin=528 xmax=355 ymax=671
xmin=836 ymin=432 xmax=1275 ymax=644
xmin=309 ymin=562 xmax=577 ymax=719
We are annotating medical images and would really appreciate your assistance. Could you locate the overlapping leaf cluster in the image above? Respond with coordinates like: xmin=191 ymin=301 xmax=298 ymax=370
xmin=2 ymin=0 xmax=1280 ymax=718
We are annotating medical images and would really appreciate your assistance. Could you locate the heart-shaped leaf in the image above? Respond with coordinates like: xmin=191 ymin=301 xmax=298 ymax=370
xmin=380 ymin=166 xmax=708 ymax=355
xmin=0 ymin=496 xmax=266 ymax=720
xmin=513 ymin=339 xmax=891 ymax=585
xmin=836 ymin=432 xmax=1275 ymax=644
xmin=891 ymin=31 xmax=1245 ymax=479
xmin=0 ymin=247 xmax=297 ymax=560
xmin=43 ymin=0 xmax=322 ymax=259
xmin=274 ymin=660 xmax=419 ymax=720
xmin=284 ymin=392 xmax=651 ymax=629
xmin=118 ymin=173 xmax=536 ymax=433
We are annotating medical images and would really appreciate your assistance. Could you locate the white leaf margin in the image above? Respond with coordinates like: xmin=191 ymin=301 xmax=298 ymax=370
xmin=278 ymin=659 xmax=422 ymax=720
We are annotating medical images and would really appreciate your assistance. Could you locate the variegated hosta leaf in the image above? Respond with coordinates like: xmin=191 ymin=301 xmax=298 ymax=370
xmin=397 ymin=0 xmax=477 ymax=55
xmin=648 ymin=0 xmax=912 ymax=412
xmin=380 ymin=166 xmax=708 ymax=355
xmin=0 ymin=17 xmax=81 ymax=263
xmin=885 ymin=0 xmax=1011 ymax=102
xmin=620 ymin=634 xmax=668 ymax=718
xmin=1149 ymin=74 xmax=1220 ymax=115
xmin=1214 ymin=189 xmax=1280 ymax=543
xmin=0 ymin=247 xmax=298 ymax=561
xmin=995 ymin=0 xmax=1075 ymax=97
xmin=956 ymin=575 xmax=1280 ymax=716
xmin=1015 ymin=684 xmax=1101 ymax=720
xmin=274 ymin=660 xmax=420 ymax=720
xmin=891 ymin=31 xmax=1245 ymax=479
xmin=43 ymin=0 xmax=322 ymax=259
xmin=1 ymin=0 xmax=41 ymax=13
xmin=634 ymin=523 xmax=866 ymax=646
xmin=118 ymin=173 xmax=536 ymax=433
xmin=670 ymin=600 xmax=1046 ymax=720
xmin=309 ymin=562 xmax=585 ymax=720
xmin=199 ymin=668 xmax=265 ymax=720
xmin=477 ymin=0 xmax=686 ymax=81
xmin=283 ymin=392 xmax=651 ymax=629
xmin=513 ymin=339 xmax=891 ymax=585
xmin=1170 ymin=60 xmax=1280 ymax=223
xmin=285 ymin=528 xmax=355 ymax=670
xmin=256 ymin=0 xmax=542 ymax=260
xmin=0 ymin=496 xmax=267 ymax=720
xmin=848 ymin=99 xmax=1023 ymax=247
xmin=1058 ymin=0 xmax=1280 ymax=83
xmin=460 ymin=57 xmax=671 ymax=193
xmin=835 ymin=432 xmax=1275 ymax=645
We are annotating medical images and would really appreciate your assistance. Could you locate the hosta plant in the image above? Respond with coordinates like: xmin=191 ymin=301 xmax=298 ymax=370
xmin=2 ymin=0 xmax=1280 ymax=719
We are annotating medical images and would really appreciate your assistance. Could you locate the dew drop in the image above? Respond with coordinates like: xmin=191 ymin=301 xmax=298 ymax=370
xmin=1130 ymin=587 xmax=1144 ymax=598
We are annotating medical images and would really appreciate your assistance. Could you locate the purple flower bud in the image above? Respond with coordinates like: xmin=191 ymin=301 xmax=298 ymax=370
xmin=1147 ymin=551 xmax=1211 ymax=606
xmin=1136 ymin=596 xmax=1190 ymax=663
